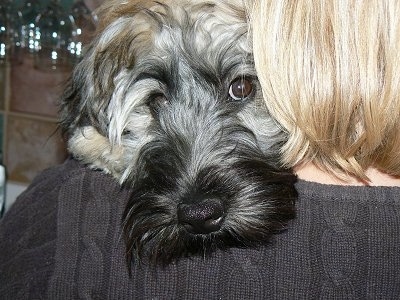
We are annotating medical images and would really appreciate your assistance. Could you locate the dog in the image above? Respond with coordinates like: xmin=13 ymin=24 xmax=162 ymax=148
xmin=60 ymin=0 xmax=297 ymax=266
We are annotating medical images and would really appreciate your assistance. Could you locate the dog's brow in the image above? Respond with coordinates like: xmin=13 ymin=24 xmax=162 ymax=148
xmin=134 ymin=70 xmax=169 ymax=85
xmin=135 ymin=72 xmax=159 ymax=82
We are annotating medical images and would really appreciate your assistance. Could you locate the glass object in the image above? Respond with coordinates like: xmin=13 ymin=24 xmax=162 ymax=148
xmin=15 ymin=0 xmax=42 ymax=56
xmin=0 ymin=2 xmax=11 ymax=104
xmin=34 ymin=0 xmax=74 ymax=71
xmin=68 ymin=0 xmax=97 ymax=64
xmin=0 ymin=2 xmax=11 ymax=62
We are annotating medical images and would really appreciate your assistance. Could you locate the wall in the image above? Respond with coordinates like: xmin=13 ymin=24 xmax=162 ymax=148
xmin=1 ymin=0 xmax=104 ymax=212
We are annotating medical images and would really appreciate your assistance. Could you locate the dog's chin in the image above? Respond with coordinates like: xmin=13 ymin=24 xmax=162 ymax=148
xmin=132 ymin=230 xmax=266 ymax=267
xmin=124 ymin=219 xmax=278 ymax=267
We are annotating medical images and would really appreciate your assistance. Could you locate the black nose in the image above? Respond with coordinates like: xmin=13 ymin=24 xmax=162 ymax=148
xmin=177 ymin=198 xmax=224 ymax=234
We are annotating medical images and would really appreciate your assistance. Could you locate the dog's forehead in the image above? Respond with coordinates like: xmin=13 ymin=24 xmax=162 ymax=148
xmin=98 ymin=0 xmax=247 ymax=27
xmin=97 ymin=0 xmax=250 ymax=60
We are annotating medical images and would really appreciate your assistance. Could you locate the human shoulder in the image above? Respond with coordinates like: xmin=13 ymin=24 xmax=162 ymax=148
xmin=0 ymin=158 xmax=122 ymax=298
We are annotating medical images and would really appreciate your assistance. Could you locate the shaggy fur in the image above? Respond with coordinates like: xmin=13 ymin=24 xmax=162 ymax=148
xmin=60 ymin=0 xmax=297 ymax=266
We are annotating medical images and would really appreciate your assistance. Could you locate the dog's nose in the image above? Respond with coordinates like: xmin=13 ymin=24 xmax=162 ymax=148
xmin=177 ymin=198 xmax=224 ymax=234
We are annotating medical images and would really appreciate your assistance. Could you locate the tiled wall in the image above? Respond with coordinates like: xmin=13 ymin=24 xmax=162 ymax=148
xmin=1 ymin=0 xmax=104 ymax=188
xmin=0 ymin=54 xmax=68 ymax=184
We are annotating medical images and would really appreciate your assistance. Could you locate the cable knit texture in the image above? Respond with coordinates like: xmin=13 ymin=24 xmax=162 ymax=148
xmin=0 ymin=158 xmax=399 ymax=299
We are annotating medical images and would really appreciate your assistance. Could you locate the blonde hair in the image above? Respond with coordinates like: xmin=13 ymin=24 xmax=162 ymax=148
xmin=247 ymin=0 xmax=400 ymax=179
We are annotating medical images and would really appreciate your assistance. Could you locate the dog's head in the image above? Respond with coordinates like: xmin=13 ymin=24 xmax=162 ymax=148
xmin=61 ymin=0 xmax=296 ymax=266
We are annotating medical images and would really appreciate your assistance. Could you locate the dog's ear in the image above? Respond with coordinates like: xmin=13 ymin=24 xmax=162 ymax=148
xmin=59 ymin=0 xmax=159 ymax=138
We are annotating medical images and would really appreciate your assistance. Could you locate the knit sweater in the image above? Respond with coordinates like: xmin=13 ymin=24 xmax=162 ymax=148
xmin=0 ymin=158 xmax=399 ymax=299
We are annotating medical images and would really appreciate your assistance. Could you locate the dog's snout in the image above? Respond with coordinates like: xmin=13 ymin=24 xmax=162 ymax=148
xmin=178 ymin=198 xmax=224 ymax=234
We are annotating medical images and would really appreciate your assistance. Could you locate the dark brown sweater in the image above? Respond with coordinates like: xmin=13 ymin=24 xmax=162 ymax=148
xmin=1 ymin=158 xmax=399 ymax=299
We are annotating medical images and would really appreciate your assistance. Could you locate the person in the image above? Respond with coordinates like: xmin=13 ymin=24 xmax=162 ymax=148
xmin=248 ymin=0 xmax=400 ymax=297
xmin=247 ymin=0 xmax=400 ymax=186
xmin=0 ymin=1 xmax=399 ymax=299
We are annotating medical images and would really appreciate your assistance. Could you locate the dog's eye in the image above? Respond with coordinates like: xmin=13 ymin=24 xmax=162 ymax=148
xmin=229 ymin=77 xmax=253 ymax=101
xmin=148 ymin=94 xmax=169 ymax=115
xmin=154 ymin=94 xmax=169 ymax=106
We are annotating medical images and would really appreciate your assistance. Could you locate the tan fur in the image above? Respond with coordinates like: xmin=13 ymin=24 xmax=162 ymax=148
xmin=69 ymin=126 xmax=126 ymax=179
